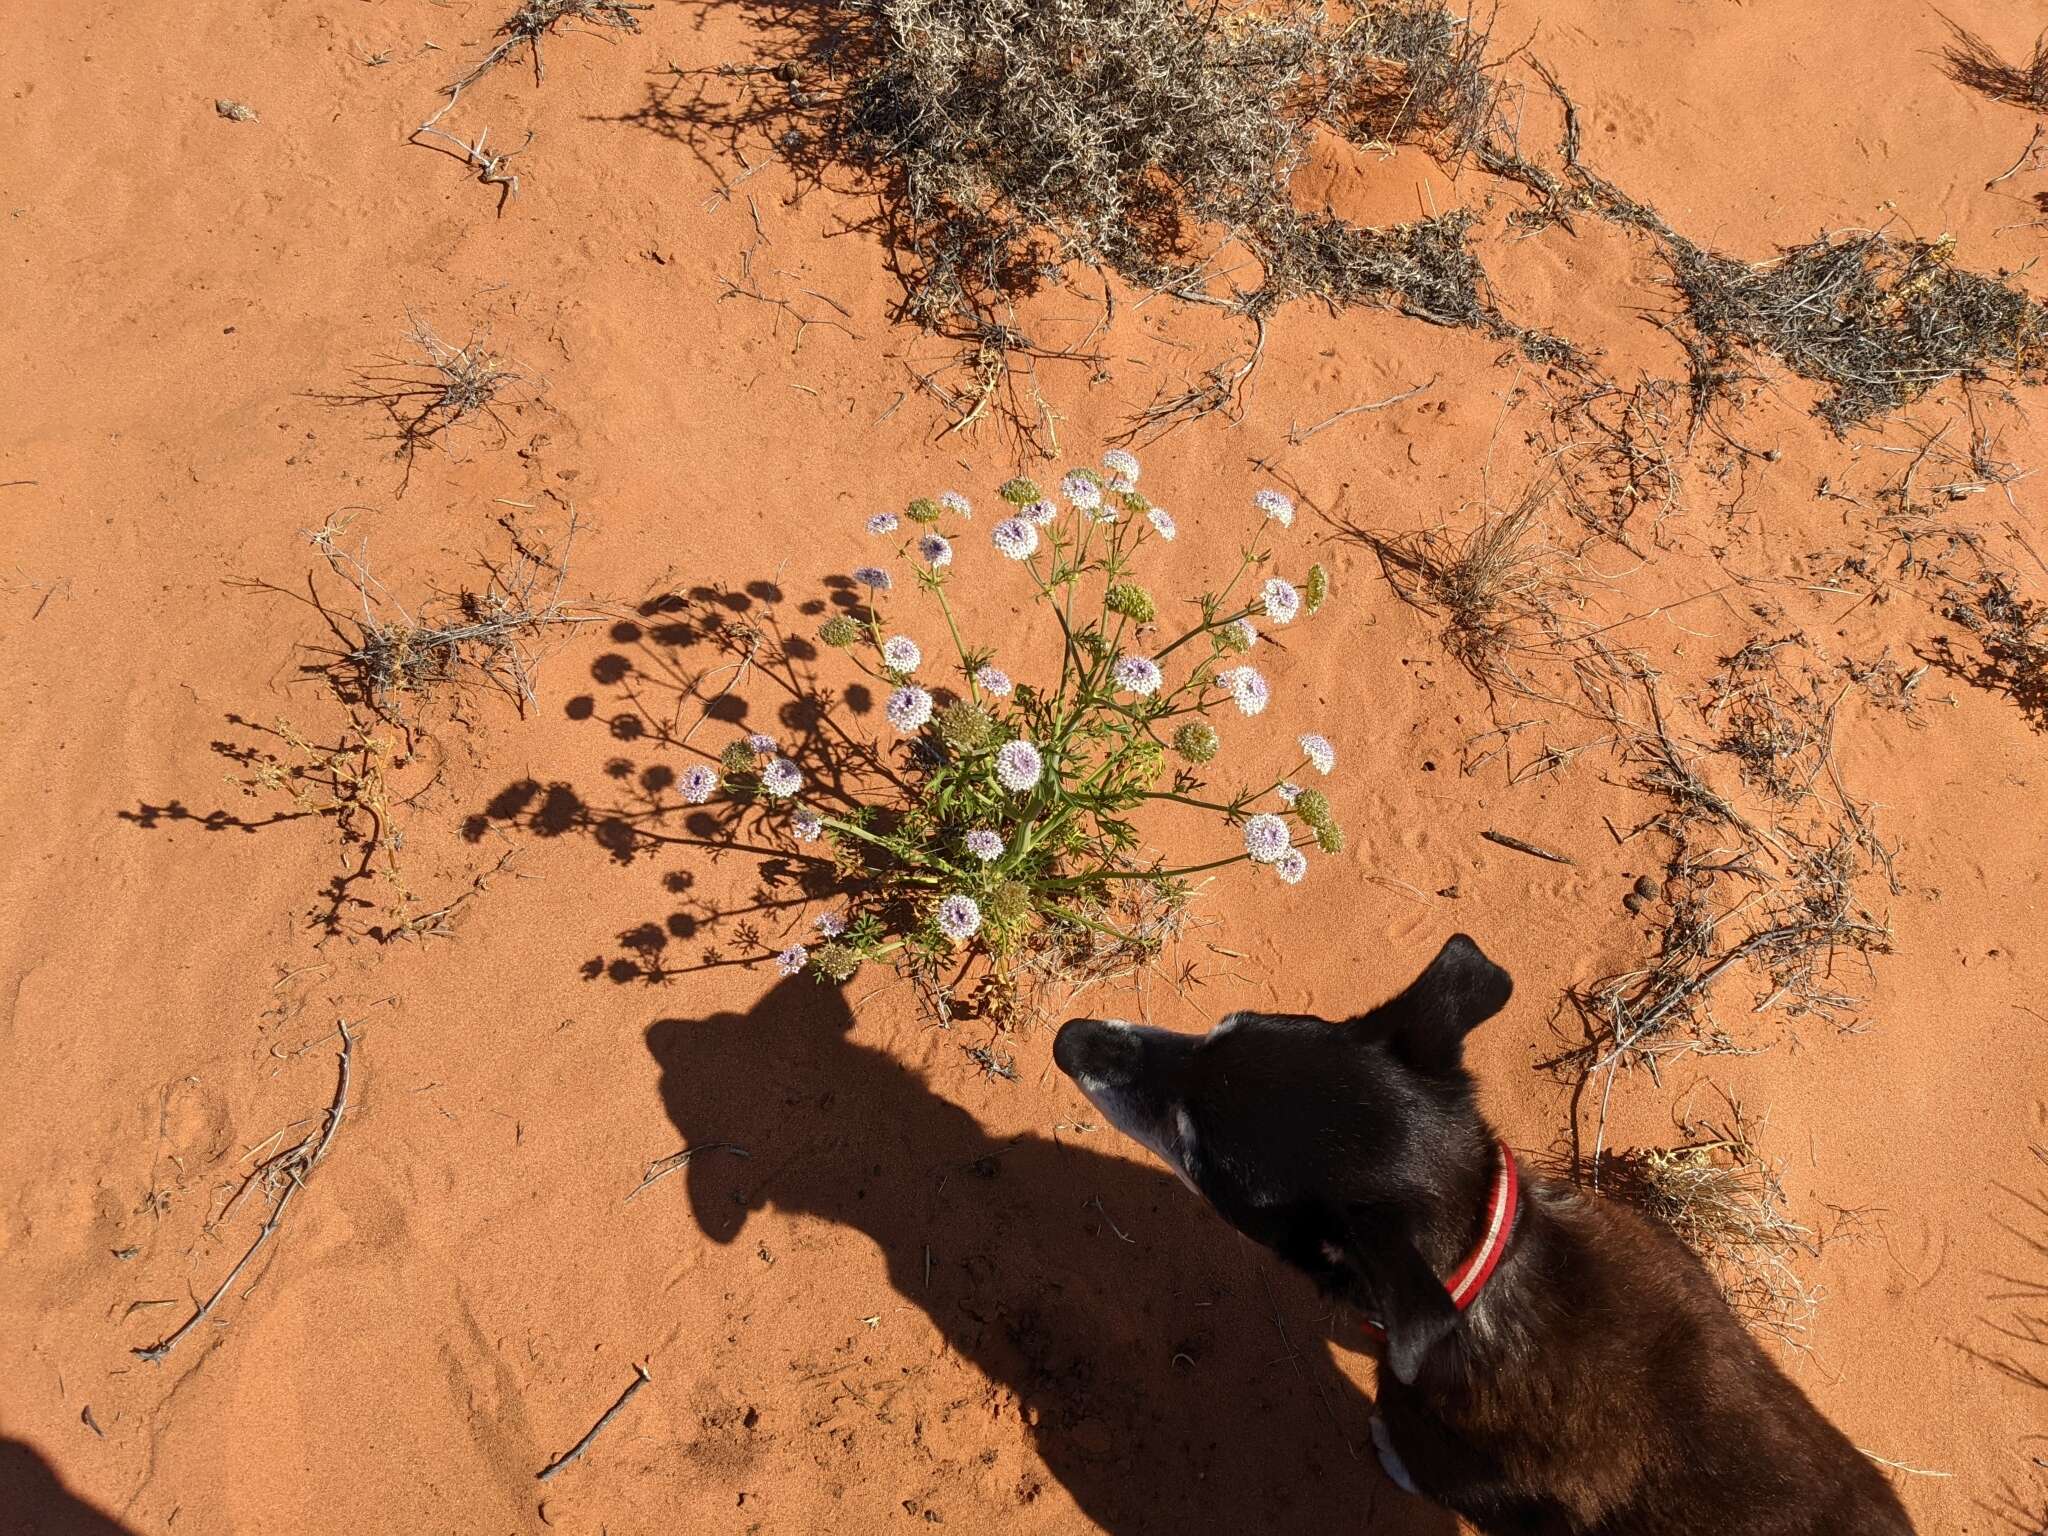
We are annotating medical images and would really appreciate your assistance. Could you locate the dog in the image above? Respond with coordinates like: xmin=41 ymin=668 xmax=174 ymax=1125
xmin=1053 ymin=934 xmax=1916 ymax=1535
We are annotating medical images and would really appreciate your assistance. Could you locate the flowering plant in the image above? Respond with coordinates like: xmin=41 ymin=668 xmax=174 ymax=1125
xmin=709 ymin=450 xmax=1340 ymax=1006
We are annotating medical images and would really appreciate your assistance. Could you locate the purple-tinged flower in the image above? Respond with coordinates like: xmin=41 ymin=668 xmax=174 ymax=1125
xmin=1261 ymin=577 xmax=1301 ymax=625
xmin=1277 ymin=781 xmax=1303 ymax=806
xmin=851 ymin=565 xmax=893 ymax=591
xmin=1021 ymin=498 xmax=1059 ymax=527
xmin=1112 ymin=655 xmax=1163 ymax=696
xmin=1146 ymin=507 xmax=1177 ymax=541
xmin=881 ymin=634 xmax=922 ymax=673
xmin=1232 ymin=617 xmax=1259 ymax=650
xmin=965 ymin=829 xmax=1004 ymax=861
xmin=918 ymin=532 xmax=953 ymax=567
xmin=992 ymin=518 xmax=1039 ymax=560
xmin=680 ymin=765 xmax=719 ymax=805
xmin=939 ymin=490 xmax=972 ymax=518
xmin=776 ymin=944 xmax=809 ymax=976
xmin=746 ymin=732 xmax=777 ymax=754
xmin=866 ymin=512 xmax=900 ymax=535
xmin=1243 ymin=813 xmax=1291 ymax=864
xmin=1061 ymin=472 xmax=1102 ymax=512
xmin=1299 ymin=733 xmax=1335 ymax=775
xmin=1218 ymin=665 xmax=1269 ymax=716
xmin=886 ymin=686 xmax=934 ymax=731
xmin=814 ymin=909 xmax=847 ymax=938
xmin=1254 ymin=489 xmax=1295 ymax=527
xmin=976 ymin=665 xmax=1013 ymax=697
xmin=995 ymin=739 xmax=1043 ymax=792
xmin=792 ymin=807 xmax=823 ymax=843
xmin=1275 ymin=848 xmax=1309 ymax=885
xmin=937 ymin=894 xmax=982 ymax=941
xmin=760 ymin=757 xmax=803 ymax=797
xmin=1102 ymin=448 xmax=1141 ymax=484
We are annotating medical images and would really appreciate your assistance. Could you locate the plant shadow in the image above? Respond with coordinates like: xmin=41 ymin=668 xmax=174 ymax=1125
xmin=0 ymin=1437 xmax=138 ymax=1535
xmin=644 ymin=974 xmax=1458 ymax=1535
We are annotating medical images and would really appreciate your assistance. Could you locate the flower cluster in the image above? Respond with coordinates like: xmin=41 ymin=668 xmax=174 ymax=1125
xmin=691 ymin=450 xmax=1343 ymax=994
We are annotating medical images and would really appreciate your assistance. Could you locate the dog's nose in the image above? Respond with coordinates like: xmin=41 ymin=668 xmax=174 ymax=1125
xmin=1052 ymin=1017 xmax=1098 ymax=1080
xmin=1053 ymin=1017 xmax=1134 ymax=1084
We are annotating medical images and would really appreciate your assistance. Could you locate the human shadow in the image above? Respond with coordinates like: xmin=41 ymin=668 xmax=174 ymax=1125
xmin=0 ymin=1437 xmax=137 ymax=1535
xmin=646 ymin=977 xmax=1458 ymax=1535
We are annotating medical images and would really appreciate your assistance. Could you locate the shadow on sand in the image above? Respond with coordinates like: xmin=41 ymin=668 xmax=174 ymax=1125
xmin=647 ymin=975 xmax=1456 ymax=1536
xmin=0 ymin=1437 xmax=136 ymax=1535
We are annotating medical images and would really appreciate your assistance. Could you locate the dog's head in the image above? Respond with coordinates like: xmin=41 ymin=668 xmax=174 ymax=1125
xmin=1053 ymin=935 xmax=1512 ymax=1384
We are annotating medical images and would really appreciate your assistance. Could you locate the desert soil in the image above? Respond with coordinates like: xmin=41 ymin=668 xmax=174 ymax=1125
xmin=3 ymin=1 xmax=2045 ymax=1533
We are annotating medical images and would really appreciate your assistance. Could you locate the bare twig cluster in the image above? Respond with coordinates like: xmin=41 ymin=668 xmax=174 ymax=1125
xmin=1941 ymin=19 xmax=2048 ymax=112
xmin=321 ymin=317 xmax=531 ymax=490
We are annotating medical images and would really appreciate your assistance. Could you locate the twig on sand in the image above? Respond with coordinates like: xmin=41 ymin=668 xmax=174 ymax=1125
xmin=537 ymin=1363 xmax=653 ymax=1481
xmin=132 ymin=1022 xmax=355 ymax=1363
xmin=1482 ymin=828 xmax=1574 ymax=865
xmin=1286 ymin=376 xmax=1436 ymax=444
xmin=624 ymin=1142 xmax=749 ymax=1202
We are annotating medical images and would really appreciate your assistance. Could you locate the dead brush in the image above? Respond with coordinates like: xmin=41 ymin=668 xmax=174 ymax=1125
xmin=1359 ymin=483 xmax=1573 ymax=694
xmin=1569 ymin=1097 xmax=1823 ymax=1344
xmin=321 ymin=318 xmax=530 ymax=491
xmin=1940 ymin=18 xmax=2048 ymax=112
xmin=303 ymin=510 xmax=601 ymax=719
xmin=697 ymin=0 xmax=1568 ymax=440
xmin=1938 ymin=570 xmax=2048 ymax=729
xmin=430 ymin=0 xmax=651 ymax=116
xmin=1658 ymin=228 xmax=2048 ymax=432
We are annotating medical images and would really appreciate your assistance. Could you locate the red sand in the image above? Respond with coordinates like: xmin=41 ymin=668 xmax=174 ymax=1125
xmin=3 ymin=2 xmax=2045 ymax=1532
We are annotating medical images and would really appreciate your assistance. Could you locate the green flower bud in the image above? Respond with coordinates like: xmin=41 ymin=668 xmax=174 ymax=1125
xmin=720 ymin=740 xmax=759 ymax=776
xmin=987 ymin=880 xmax=1033 ymax=927
xmin=819 ymin=614 xmax=861 ymax=648
xmin=1173 ymin=721 xmax=1220 ymax=763
xmin=1294 ymin=788 xmax=1332 ymax=829
xmin=1305 ymin=562 xmax=1330 ymax=613
xmin=906 ymin=497 xmax=943 ymax=524
xmin=999 ymin=477 xmax=1044 ymax=506
xmin=1315 ymin=820 xmax=1345 ymax=855
xmin=1218 ymin=618 xmax=1254 ymax=655
xmin=937 ymin=700 xmax=999 ymax=753
xmin=812 ymin=943 xmax=861 ymax=982
xmin=1105 ymin=583 xmax=1156 ymax=624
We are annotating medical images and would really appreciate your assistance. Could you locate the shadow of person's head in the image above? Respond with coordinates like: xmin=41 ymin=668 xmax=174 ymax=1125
xmin=0 ymin=1437 xmax=137 ymax=1535
xmin=646 ymin=976 xmax=1459 ymax=1536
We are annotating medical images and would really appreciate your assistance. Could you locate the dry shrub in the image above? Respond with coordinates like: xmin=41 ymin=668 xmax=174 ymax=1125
xmin=321 ymin=318 xmax=530 ymax=490
xmin=1941 ymin=19 xmax=2048 ymax=111
xmin=1940 ymin=571 xmax=2048 ymax=729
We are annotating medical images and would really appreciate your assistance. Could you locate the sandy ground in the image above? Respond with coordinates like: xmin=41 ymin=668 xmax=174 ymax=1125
xmin=3 ymin=1 xmax=2046 ymax=1533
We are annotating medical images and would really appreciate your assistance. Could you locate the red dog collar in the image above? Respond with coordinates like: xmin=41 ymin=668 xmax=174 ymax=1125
xmin=1359 ymin=1140 xmax=1520 ymax=1343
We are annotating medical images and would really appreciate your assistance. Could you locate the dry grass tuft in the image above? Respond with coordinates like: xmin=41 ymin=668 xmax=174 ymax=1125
xmin=1574 ymin=1096 xmax=1823 ymax=1343
xmin=1941 ymin=19 xmax=2048 ymax=111
xmin=1355 ymin=483 xmax=1573 ymax=694
xmin=321 ymin=318 xmax=530 ymax=490
xmin=1939 ymin=571 xmax=2048 ymax=729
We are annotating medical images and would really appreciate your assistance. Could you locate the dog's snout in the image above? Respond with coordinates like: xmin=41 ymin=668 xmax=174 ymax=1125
xmin=1053 ymin=1017 xmax=1131 ymax=1085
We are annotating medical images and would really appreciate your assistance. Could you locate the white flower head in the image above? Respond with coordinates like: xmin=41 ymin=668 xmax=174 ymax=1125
xmin=1146 ymin=507 xmax=1177 ymax=541
xmin=776 ymin=944 xmax=809 ymax=976
xmin=881 ymin=634 xmax=922 ymax=673
xmin=746 ymin=732 xmax=777 ymax=755
xmin=792 ymin=807 xmax=824 ymax=843
xmin=1275 ymin=848 xmax=1309 ymax=885
xmin=995 ymin=739 xmax=1043 ymax=792
xmin=851 ymin=565 xmax=893 ymax=592
xmin=1254 ymin=489 xmax=1296 ymax=528
xmin=1021 ymin=498 xmax=1059 ymax=527
xmin=680 ymin=765 xmax=718 ymax=805
xmin=918 ymin=532 xmax=953 ymax=567
xmin=1102 ymin=448 xmax=1141 ymax=484
xmin=1218 ymin=665 xmax=1269 ymax=716
xmin=814 ymin=909 xmax=847 ymax=938
xmin=1112 ymin=655 xmax=1163 ymax=696
xmin=965 ymin=829 xmax=1004 ymax=861
xmin=1261 ymin=577 xmax=1301 ymax=625
xmin=976 ymin=665 xmax=1013 ymax=697
xmin=886 ymin=686 xmax=934 ymax=732
xmin=761 ymin=757 xmax=803 ymax=798
xmin=937 ymin=893 xmax=982 ymax=942
xmin=1277 ymin=781 xmax=1303 ymax=806
xmin=1243 ymin=813 xmax=1291 ymax=864
xmin=939 ymin=490 xmax=972 ymax=518
xmin=1299 ymin=733 xmax=1335 ymax=775
xmin=1061 ymin=471 xmax=1102 ymax=512
xmin=866 ymin=512 xmax=900 ymax=535
xmin=992 ymin=517 xmax=1040 ymax=560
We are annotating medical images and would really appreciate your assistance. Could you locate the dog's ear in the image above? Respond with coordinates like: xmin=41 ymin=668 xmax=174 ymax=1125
xmin=1341 ymin=1204 xmax=1462 ymax=1385
xmin=1363 ymin=934 xmax=1512 ymax=1077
